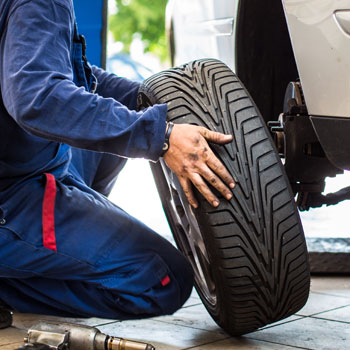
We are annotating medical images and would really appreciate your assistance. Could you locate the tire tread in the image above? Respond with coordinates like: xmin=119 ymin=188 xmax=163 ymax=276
xmin=139 ymin=59 xmax=310 ymax=336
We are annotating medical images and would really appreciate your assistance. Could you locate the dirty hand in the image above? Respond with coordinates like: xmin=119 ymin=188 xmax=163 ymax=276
xmin=163 ymin=123 xmax=235 ymax=208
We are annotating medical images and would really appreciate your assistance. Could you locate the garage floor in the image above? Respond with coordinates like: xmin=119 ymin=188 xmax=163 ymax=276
xmin=0 ymin=276 xmax=349 ymax=350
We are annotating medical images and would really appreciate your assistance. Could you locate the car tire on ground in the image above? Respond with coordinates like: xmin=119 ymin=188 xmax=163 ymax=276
xmin=138 ymin=59 xmax=310 ymax=336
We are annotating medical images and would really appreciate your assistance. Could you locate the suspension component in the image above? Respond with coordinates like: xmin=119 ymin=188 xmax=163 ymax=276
xmin=268 ymin=81 xmax=343 ymax=210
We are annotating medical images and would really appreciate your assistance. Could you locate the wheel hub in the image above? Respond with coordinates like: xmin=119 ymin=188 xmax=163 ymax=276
xmin=159 ymin=160 xmax=217 ymax=307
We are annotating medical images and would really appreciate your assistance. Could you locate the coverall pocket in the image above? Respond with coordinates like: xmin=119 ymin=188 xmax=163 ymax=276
xmin=0 ymin=175 xmax=57 ymax=251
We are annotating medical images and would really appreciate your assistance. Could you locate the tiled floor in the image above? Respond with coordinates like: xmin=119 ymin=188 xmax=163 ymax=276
xmin=1 ymin=276 xmax=349 ymax=350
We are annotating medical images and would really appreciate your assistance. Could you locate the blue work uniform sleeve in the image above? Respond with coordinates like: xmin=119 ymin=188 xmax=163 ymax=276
xmin=0 ymin=0 xmax=167 ymax=161
xmin=92 ymin=66 xmax=140 ymax=111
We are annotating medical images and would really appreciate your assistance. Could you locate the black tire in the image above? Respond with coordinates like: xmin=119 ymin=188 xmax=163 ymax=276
xmin=138 ymin=59 xmax=310 ymax=336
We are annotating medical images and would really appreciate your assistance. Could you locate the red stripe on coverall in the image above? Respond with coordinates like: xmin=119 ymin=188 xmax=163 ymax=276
xmin=42 ymin=173 xmax=57 ymax=251
xmin=161 ymin=275 xmax=170 ymax=286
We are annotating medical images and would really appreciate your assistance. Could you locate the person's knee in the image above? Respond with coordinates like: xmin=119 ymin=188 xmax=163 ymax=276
xmin=111 ymin=254 xmax=194 ymax=318
xmin=160 ymin=252 xmax=194 ymax=315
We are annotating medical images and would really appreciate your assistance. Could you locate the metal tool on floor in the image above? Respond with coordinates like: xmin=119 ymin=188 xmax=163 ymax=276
xmin=17 ymin=321 xmax=155 ymax=350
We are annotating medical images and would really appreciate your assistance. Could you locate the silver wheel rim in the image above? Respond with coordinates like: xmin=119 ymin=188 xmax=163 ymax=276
xmin=160 ymin=160 xmax=217 ymax=307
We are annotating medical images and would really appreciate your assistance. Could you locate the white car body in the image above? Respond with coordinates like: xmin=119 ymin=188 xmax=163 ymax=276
xmin=168 ymin=0 xmax=350 ymax=119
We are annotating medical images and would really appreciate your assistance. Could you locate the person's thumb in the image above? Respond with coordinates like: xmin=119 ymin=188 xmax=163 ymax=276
xmin=200 ymin=127 xmax=233 ymax=144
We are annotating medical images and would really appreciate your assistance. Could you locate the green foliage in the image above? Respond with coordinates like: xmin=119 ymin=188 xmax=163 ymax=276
xmin=109 ymin=0 xmax=168 ymax=62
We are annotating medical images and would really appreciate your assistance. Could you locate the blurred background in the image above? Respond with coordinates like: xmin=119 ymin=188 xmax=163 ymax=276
xmin=106 ymin=0 xmax=172 ymax=239
xmin=85 ymin=0 xmax=350 ymax=240
xmin=107 ymin=0 xmax=169 ymax=77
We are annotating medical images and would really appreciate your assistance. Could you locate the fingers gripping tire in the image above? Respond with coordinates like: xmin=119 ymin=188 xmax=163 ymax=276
xmin=138 ymin=59 xmax=310 ymax=336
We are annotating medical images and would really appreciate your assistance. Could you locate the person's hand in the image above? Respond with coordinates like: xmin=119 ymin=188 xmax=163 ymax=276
xmin=163 ymin=123 xmax=235 ymax=208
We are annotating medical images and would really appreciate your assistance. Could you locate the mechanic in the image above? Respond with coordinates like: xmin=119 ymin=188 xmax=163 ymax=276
xmin=0 ymin=0 xmax=235 ymax=319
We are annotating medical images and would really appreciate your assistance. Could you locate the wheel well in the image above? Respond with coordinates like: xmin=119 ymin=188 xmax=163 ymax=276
xmin=236 ymin=0 xmax=299 ymax=123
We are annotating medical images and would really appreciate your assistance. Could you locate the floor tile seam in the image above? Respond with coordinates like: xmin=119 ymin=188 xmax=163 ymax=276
xmin=12 ymin=320 xmax=122 ymax=329
xmin=0 ymin=341 xmax=23 ymax=347
xmin=11 ymin=324 xmax=28 ymax=331
xmin=310 ymin=290 xmax=350 ymax=299
xmin=308 ymin=315 xmax=350 ymax=325
xmin=150 ymin=318 xmax=226 ymax=335
xmin=93 ymin=319 xmax=122 ymax=327
xmin=299 ymin=302 xmax=350 ymax=317
xmin=1 ymin=325 xmax=27 ymax=332
xmin=256 ymin=316 xmax=308 ymax=331
xmin=181 ymin=336 xmax=232 ymax=350
xmin=181 ymin=302 xmax=203 ymax=309
xmin=245 ymin=335 xmax=313 ymax=350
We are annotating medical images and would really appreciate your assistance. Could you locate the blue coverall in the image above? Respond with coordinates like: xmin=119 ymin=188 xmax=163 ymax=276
xmin=0 ymin=0 xmax=193 ymax=318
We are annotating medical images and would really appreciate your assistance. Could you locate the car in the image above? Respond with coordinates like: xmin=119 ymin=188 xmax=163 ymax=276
xmin=166 ymin=0 xmax=350 ymax=201
xmin=137 ymin=0 xmax=350 ymax=336
xmin=107 ymin=53 xmax=153 ymax=82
